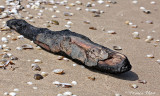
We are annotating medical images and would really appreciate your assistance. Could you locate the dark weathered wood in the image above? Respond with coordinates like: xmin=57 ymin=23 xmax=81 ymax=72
xmin=7 ymin=19 xmax=132 ymax=74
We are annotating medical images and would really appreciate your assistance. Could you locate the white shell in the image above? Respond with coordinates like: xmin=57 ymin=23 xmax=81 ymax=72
xmin=67 ymin=21 xmax=73 ymax=25
xmin=115 ymin=94 xmax=121 ymax=96
xmin=4 ymin=92 xmax=9 ymax=95
xmin=27 ymin=82 xmax=33 ymax=85
xmin=31 ymin=64 xmax=41 ymax=71
xmin=73 ymin=64 xmax=77 ymax=66
xmin=13 ymin=88 xmax=19 ymax=92
xmin=71 ymin=81 xmax=77 ymax=85
xmin=63 ymin=91 xmax=72 ymax=96
xmin=34 ymin=59 xmax=42 ymax=63
xmin=146 ymin=54 xmax=154 ymax=58
xmin=75 ymin=1 xmax=82 ymax=5
xmin=150 ymin=1 xmax=156 ymax=4
xmin=9 ymin=92 xmax=17 ymax=96
xmin=41 ymin=72 xmax=48 ymax=77
xmin=65 ymin=25 xmax=71 ymax=28
xmin=52 ymin=81 xmax=60 ymax=85
xmin=33 ymin=87 xmax=38 ymax=90
xmin=113 ymin=46 xmax=122 ymax=50
xmin=57 ymin=94 xmax=63 ymax=96
xmin=53 ymin=69 xmax=64 ymax=74
xmin=130 ymin=84 xmax=138 ymax=89
xmin=17 ymin=35 xmax=24 ymax=39
xmin=145 ymin=36 xmax=153 ymax=43
xmin=1 ymin=37 xmax=8 ymax=43
xmin=132 ymin=32 xmax=140 ymax=39
xmin=107 ymin=30 xmax=116 ymax=34
xmin=97 ymin=0 xmax=104 ymax=4
xmin=16 ymin=47 xmax=22 ymax=50
xmin=132 ymin=1 xmax=138 ymax=4
xmin=156 ymin=59 xmax=160 ymax=64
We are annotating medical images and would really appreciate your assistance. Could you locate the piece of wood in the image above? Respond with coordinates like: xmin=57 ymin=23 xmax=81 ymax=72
xmin=7 ymin=19 xmax=132 ymax=74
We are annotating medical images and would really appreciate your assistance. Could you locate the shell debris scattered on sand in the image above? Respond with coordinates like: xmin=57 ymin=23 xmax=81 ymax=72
xmin=53 ymin=69 xmax=65 ymax=74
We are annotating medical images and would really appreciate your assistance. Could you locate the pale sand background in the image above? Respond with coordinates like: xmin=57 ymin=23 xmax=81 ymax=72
xmin=0 ymin=0 xmax=160 ymax=96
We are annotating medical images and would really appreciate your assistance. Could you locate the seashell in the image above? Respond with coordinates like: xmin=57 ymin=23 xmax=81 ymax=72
xmin=57 ymin=94 xmax=63 ymax=96
xmin=132 ymin=1 xmax=138 ymax=4
xmin=0 ymin=45 xmax=2 ymax=49
xmin=52 ymin=15 xmax=57 ymax=18
xmin=27 ymin=82 xmax=33 ymax=85
xmin=51 ymin=20 xmax=59 ymax=25
xmin=75 ymin=1 xmax=82 ymax=5
xmin=65 ymin=25 xmax=71 ymax=28
xmin=93 ymin=14 xmax=100 ymax=17
xmin=0 ymin=26 xmax=10 ymax=31
xmin=156 ymin=59 xmax=160 ymax=64
xmin=115 ymin=94 xmax=121 ymax=96
xmin=34 ymin=74 xmax=43 ymax=80
xmin=138 ymin=80 xmax=147 ymax=84
xmin=97 ymin=0 xmax=104 ymax=4
xmin=0 ymin=6 xmax=5 ymax=13
xmin=143 ymin=10 xmax=151 ymax=14
xmin=131 ymin=25 xmax=138 ymax=28
xmin=0 ymin=12 xmax=8 ymax=19
xmin=21 ymin=44 xmax=33 ymax=49
xmin=89 ymin=27 xmax=97 ymax=30
xmin=113 ymin=46 xmax=122 ymax=50
xmin=146 ymin=54 xmax=154 ymax=58
xmin=130 ymin=84 xmax=138 ymax=89
xmin=33 ymin=87 xmax=38 ymax=90
xmin=88 ymin=76 xmax=96 ymax=81
xmin=17 ymin=35 xmax=24 ymax=39
xmin=31 ymin=64 xmax=41 ymax=71
xmin=150 ymin=1 xmax=156 ymax=5
xmin=11 ymin=56 xmax=18 ymax=60
xmin=16 ymin=47 xmax=22 ymax=51
xmin=84 ymin=21 xmax=90 ymax=24
xmin=67 ymin=21 xmax=73 ymax=25
xmin=2 ymin=53 xmax=9 ymax=58
xmin=107 ymin=30 xmax=116 ymax=34
xmin=63 ymin=91 xmax=72 ymax=95
xmin=9 ymin=92 xmax=17 ymax=96
xmin=140 ymin=7 xmax=145 ymax=10
xmin=145 ymin=36 xmax=153 ymax=43
xmin=41 ymin=72 xmax=48 ymax=77
xmin=36 ymin=46 xmax=41 ymax=50
xmin=64 ymin=12 xmax=73 ymax=16
xmin=57 ymin=56 xmax=64 ymax=60
xmin=53 ymin=69 xmax=64 ymax=74
xmin=105 ymin=4 xmax=110 ymax=7
xmin=90 ymin=9 xmax=100 ymax=14
xmin=34 ymin=59 xmax=42 ymax=63
xmin=76 ymin=7 xmax=82 ymax=11
xmin=13 ymin=88 xmax=19 ymax=92
xmin=3 ymin=92 xmax=9 ymax=95
xmin=52 ymin=81 xmax=60 ymax=85
xmin=125 ymin=21 xmax=130 ymax=25
xmin=132 ymin=32 xmax=140 ymax=39
xmin=63 ymin=57 xmax=69 ymax=61
xmin=1 ymin=37 xmax=8 ymax=43
xmin=71 ymin=81 xmax=77 ymax=85
xmin=69 ymin=3 xmax=75 ymax=7
xmin=146 ymin=20 xmax=153 ymax=24
xmin=86 ymin=2 xmax=92 ymax=7
xmin=73 ymin=64 xmax=77 ymax=66
xmin=61 ymin=83 xmax=72 ymax=88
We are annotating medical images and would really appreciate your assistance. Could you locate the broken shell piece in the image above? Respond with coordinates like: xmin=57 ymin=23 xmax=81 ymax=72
xmin=34 ymin=74 xmax=43 ymax=80
xmin=1 ymin=37 xmax=8 ymax=43
xmin=0 ymin=6 xmax=5 ymax=13
xmin=131 ymin=25 xmax=138 ymax=28
xmin=156 ymin=59 xmax=160 ymax=64
xmin=63 ymin=57 xmax=69 ymax=61
xmin=89 ymin=27 xmax=97 ymax=30
xmin=16 ymin=47 xmax=22 ymax=50
xmin=53 ymin=69 xmax=64 ymax=74
xmin=17 ymin=35 xmax=24 ymax=39
xmin=0 ymin=13 xmax=8 ymax=19
xmin=146 ymin=20 xmax=153 ymax=24
xmin=115 ymin=94 xmax=121 ymax=96
xmin=143 ymin=10 xmax=151 ymax=14
xmin=145 ymin=36 xmax=153 ymax=43
xmin=84 ymin=21 xmax=90 ymax=24
xmin=0 ymin=26 xmax=10 ymax=31
xmin=113 ymin=46 xmax=122 ymax=50
xmin=132 ymin=32 xmax=140 ymax=39
xmin=57 ymin=56 xmax=64 ymax=60
xmin=64 ymin=12 xmax=73 ymax=16
xmin=71 ymin=81 xmax=77 ymax=85
xmin=21 ymin=44 xmax=33 ymax=49
xmin=9 ymin=92 xmax=17 ymax=96
xmin=107 ymin=30 xmax=116 ymax=34
xmin=41 ymin=72 xmax=48 ymax=77
xmin=27 ymin=82 xmax=33 ymax=85
xmin=125 ymin=21 xmax=130 ymax=25
xmin=11 ymin=56 xmax=18 ymax=60
xmin=138 ymin=80 xmax=147 ymax=84
xmin=63 ymin=91 xmax=72 ymax=95
xmin=88 ymin=76 xmax=96 ymax=81
xmin=34 ymin=59 xmax=42 ymax=63
xmin=61 ymin=83 xmax=72 ymax=88
xmin=146 ymin=54 xmax=154 ymax=58
xmin=31 ymin=64 xmax=41 ymax=71
xmin=130 ymin=84 xmax=138 ymax=89
xmin=51 ymin=20 xmax=59 ymax=25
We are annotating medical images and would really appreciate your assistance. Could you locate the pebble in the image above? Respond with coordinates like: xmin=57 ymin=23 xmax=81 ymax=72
xmin=9 ymin=92 xmax=17 ymax=96
xmin=67 ymin=21 xmax=73 ymax=25
xmin=31 ymin=64 xmax=41 ymax=71
xmin=143 ymin=10 xmax=151 ymax=14
xmin=84 ymin=21 xmax=90 ymax=24
xmin=88 ymin=76 xmax=96 ymax=81
xmin=34 ymin=74 xmax=43 ymax=80
xmin=51 ymin=20 xmax=59 ymax=25
xmin=89 ymin=27 xmax=97 ymax=30
xmin=97 ymin=0 xmax=104 ymax=4
xmin=76 ymin=7 xmax=81 ymax=11
xmin=53 ymin=69 xmax=64 ymax=74
xmin=132 ymin=0 xmax=138 ymax=4
xmin=53 ymin=81 xmax=72 ymax=88
xmin=34 ymin=59 xmax=42 ymax=63
xmin=0 ymin=6 xmax=5 ymax=13
xmin=63 ymin=57 xmax=69 ymax=61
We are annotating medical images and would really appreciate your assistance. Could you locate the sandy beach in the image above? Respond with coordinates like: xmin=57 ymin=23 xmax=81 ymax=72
xmin=0 ymin=0 xmax=160 ymax=96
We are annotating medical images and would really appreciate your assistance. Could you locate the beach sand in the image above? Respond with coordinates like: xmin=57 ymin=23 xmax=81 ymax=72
xmin=0 ymin=0 xmax=160 ymax=96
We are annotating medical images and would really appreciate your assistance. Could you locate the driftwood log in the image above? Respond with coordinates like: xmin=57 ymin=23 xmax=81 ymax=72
xmin=7 ymin=19 xmax=132 ymax=74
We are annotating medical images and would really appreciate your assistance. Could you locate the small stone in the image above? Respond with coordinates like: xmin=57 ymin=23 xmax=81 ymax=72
xmin=11 ymin=56 xmax=18 ymax=60
xmin=84 ymin=21 xmax=90 ymax=24
xmin=34 ymin=74 xmax=43 ymax=80
xmin=113 ymin=46 xmax=122 ymax=50
xmin=145 ymin=36 xmax=153 ymax=43
xmin=67 ymin=21 xmax=73 ymax=25
xmin=75 ymin=1 xmax=82 ymax=5
xmin=88 ymin=76 xmax=96 ymax=81
xmin=131 ymin=25 xmax=138 ymax=28
xmin=57 ymin=56 xmax=64 ymax=60
xmin=63 ymin=57 xmax=69 ymax=61
xmin=89 ymin=27 xmax=97 ymax=30
xmin=17 ymin=35 xmax=24 ymax=39
xmin=57 ymin=94 xmax=63 ymax=96
xmin=21 ymin=44 xmax=33 ymax=49
xmin=51 ymin=20 xmax=59 ymax=25
xmin=53 ymin=69 xmax=64 ymax=74
xmin=143 ymin=10 xmax=151 ymax=14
